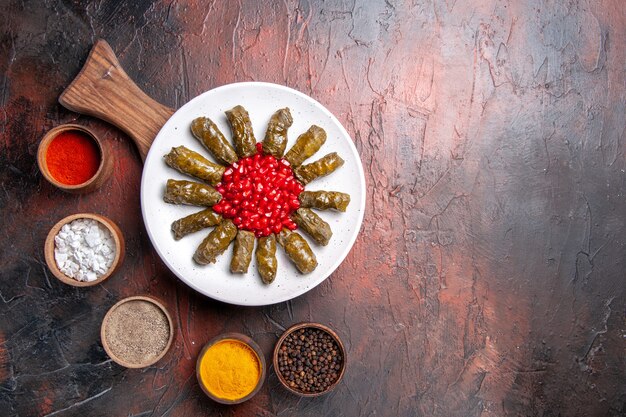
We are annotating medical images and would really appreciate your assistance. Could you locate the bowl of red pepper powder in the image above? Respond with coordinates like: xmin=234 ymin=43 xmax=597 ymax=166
xmin=37 ymin=124 xmax=112 ymax=193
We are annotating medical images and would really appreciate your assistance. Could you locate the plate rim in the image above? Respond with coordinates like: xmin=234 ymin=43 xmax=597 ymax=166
xmin=140 ymin=81 xmax=366 ymax=306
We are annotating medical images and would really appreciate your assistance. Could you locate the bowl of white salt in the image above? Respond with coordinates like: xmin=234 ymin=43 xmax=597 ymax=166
xmin=44 ymin=213 xmax=125 ymax=287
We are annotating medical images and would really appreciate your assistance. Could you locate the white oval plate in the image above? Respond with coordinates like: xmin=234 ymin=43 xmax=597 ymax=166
xmin=141 ymin=82 xmax=365 ymax=306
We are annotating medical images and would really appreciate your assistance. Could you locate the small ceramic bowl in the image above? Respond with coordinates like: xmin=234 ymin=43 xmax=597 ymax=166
xmin=44 ymin=213 xmax=125 ymax=287
xmin=273 ymin=322 xmax=346 ymax=397
xmin=37 ymin=124 xmax=113 ymax=194
xmin=101 ymin=295 xmax=174 ymax=368
xmin=196 ymin=333 xmax=266 ymax=404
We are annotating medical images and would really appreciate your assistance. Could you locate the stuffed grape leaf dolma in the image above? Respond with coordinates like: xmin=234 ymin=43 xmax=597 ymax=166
xmin=230 ymin=230 xmax=255 ymax=273
xmin=164 ymin=179 xmax=222 ymax=207
xmin=256 ymin=235 xmax=277 ymax=284
xmin=164 ymin=146 xmax=225 ymax=185
xmin=277 ymin=229 xmax=317 ymax=274
xmin=190 ymin=117 xmax=238 ymax=165
xmin=193 ymin=219 xmax=238 ymax=265
xmin=262 ymin=108 xmax=293 ymax=158
xmin=283 ymin=125 xmax=327 ymax=167
xmin=225 ymin=105 xmax=257 ymax=158
xmin=294 ymin=152 xmax=344 ymax=185
xmin=291 ymin=208 xmax=332 ymax=246
xmin=171 ymin=209 xmax=222 ymax=240
xmin=298 ymin=191 xmax=350 ymax=212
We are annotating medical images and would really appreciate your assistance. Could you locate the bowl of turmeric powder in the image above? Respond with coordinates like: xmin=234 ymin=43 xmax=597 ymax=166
xmin=196 ymin=333 xmax=266 ymax=404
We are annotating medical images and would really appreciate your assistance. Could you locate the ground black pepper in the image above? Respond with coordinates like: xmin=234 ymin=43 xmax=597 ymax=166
xmin=277 ymin=327 xmax=343 ymax=394
xmin=104 ymin=300 xmax=170 ymax=366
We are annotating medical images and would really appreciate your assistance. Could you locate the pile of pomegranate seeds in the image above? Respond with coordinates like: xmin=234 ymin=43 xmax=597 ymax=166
xmin=213 ymin=143 xmax=304 ymax=237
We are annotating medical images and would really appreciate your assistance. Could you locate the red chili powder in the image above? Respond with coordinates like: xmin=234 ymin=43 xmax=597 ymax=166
xmin=46 ymin=130 xmax=101 ymax=185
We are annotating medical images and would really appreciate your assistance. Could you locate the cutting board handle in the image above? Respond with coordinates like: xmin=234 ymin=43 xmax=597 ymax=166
xmin=59 ymin=39 xmax=174 ymax=161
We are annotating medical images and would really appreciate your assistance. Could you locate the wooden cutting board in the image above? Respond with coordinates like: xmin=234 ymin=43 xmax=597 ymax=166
xmin=59 ymin=39 xmax=174 ymax=161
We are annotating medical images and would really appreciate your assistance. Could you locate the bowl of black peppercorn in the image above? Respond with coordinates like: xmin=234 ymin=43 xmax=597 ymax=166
xmin=273 ymin=322 xmax=346 ymax=397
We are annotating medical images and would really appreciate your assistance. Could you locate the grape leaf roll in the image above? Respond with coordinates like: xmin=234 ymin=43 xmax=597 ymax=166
xmin=298 ymin=190 xmax=350 ymax=212
xmin=262 ymin=108 xmax=293 ymax=158
xmin=163 ymin=179 xmax=222 ymax=207
xmin=191 ymin=117 xmax=238 ymax=165
xmin=164 ymin=146 xmax=225 ymax=185
xmin=291 ymin=208 xmax=332 ymax=246
xmin=283 ymin=125 xmax=326 ymax=167
xmin=193 ymin=219 xmax=238 ymax=265
xmin=171 ymin=208 xmax=222 ymax=240
xmin=225 ymin=105 xmax=257 ymax=158
xmin=294 ymin=152 xmax=344 ymax=185
xmin=277 ymin=229 xmax=318 ymax=274
xmin=256 ymin=235 xmax=277 ymax=284
xmin=230 ymin=230 xmax=255 ymax=273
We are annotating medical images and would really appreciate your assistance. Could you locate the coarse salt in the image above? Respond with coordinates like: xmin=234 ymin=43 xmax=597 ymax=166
xmin=54 ymin=218 xmax=116 ymax=282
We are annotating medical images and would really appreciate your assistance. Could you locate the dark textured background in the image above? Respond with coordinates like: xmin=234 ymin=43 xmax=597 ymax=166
xmin=1 ymin=0 xmax=625 ymax=416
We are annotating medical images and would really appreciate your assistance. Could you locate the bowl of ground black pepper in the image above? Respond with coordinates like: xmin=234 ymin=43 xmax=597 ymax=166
xmin=273 ymin=323 xmax=346 ymax=396
xmin=101 ymin=296 xmax=174 ymax=368
xmin=37 ymin=124 xmax=113 ymax=193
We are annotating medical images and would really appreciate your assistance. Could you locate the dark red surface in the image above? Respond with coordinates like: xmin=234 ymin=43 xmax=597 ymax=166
xmin=1 ymin=1 xmax=625 ymax=416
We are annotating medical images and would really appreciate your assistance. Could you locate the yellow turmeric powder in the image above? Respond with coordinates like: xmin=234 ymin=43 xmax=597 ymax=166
xmin=199 ymin=339 xmax=261 ymax=401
